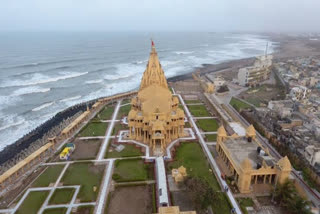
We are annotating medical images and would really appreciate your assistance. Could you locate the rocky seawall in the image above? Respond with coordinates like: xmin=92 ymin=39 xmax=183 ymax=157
xmin=0 ymin=99 xmax=98 ymax=174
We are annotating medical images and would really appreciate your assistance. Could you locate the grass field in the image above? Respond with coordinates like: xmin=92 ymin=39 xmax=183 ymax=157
xmin=188 ymin=105 xmax=211 ymax=117
xmin=96 ymin=105 xmax=115 ymax=120
xmin=32 ymin=165 xmax=64 ymax=187
xmin=211 ymin=192 xmax=233 ymax=214
xmin=185 ymin=100 xmax=202 ymax=104
xmin=167 ymin=142 xmax=231 ymax=212
xmin=43 ymin=208 xmax=67 ymax=214
xmin=16 ymin=191 xmax=49 ymax=214
xmin=112 ymin=123 xmax=125 ymax=135
xmin=117 ymin=104 xmax=131 ymax=119
xmin=78 ymin=122 xmax=108 ymax=137
xmin=112 ymin=159 xmax=151 ymax=182
xmin=229 ymin=97 xmax=251 ymax=112
xmin=106 ymin=144 xmax=143 ymax=158
xmin=196 ymin=119 xmax=219 ymax=132
xmin=205 ymin=134 xmax=217 ymax=141
xmin=168 ymin=142 xmax=219 ymax=190
xmin=61 ymin=163 xmax=104 ymax=202
xmin=48 ymin=188 xmax=74 ymax=205
xmin=237 ymin=197 xmax=254 ymax=214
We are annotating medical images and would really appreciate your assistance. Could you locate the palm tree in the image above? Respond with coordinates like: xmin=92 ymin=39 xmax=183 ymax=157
xmin=274 ymin=179 xmax=296 ymax=206
xmin=289 ymin=196 xmax=312 ymax=214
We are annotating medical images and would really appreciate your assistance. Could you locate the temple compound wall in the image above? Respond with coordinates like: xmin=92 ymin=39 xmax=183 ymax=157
xmin=216 ymin=125 xmax=292 ymax=193
xmin=128 ymin=42 xmax=185 ymax=155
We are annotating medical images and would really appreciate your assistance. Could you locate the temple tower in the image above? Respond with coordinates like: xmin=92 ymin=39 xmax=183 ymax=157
xmin=128 ymin=41 xmax=185 ymax=156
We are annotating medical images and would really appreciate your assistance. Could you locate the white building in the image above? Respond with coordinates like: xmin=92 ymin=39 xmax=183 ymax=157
xmin=238 ymin=55 xmax=273 ymax=86
xmin=304 ymin=145 xmax=320 ymax=167
xmin=213 ymin=76 xmax=226 ymax=87
xmin=290 ymin=86 xmax=311 ymax=101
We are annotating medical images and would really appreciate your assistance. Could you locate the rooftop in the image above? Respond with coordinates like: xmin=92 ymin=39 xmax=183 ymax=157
xmin=224 ymin=137 xmax=259 ymax=168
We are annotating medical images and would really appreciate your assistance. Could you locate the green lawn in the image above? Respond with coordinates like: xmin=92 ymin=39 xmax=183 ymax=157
xmin=117 ymin=104 xmax=131 ymax=119
xmin=196 ymin=119 xmax=219 ymax=132
xmin=61 ymin=163 xmax=104 ymax=202
xmin=167 ymin=142 xmax=232 ymax=213
xmin=167 ymin=142 xmax=220 ymax=190
xmin=48 ymin=188 xmax=74 ymax=205
xmin=32 ymin=165 xmax=64 ymax=187
xmin=185 ymin=100 xmax=202 ymax=104
xmin=43 ymin=208 xmax=67 ymax=214
xmin=229 ymin=97 xmax=251 ymax=112
xmin=16 ymin=191 xmax=49 ymax=214
xmin=112 ymin=159 xmax=151 ymax=182
xmin=112 ymin=123 xmax=125 ymax=135
xmin=205 ymin=134 xmax=217 ymax=141
xmin=122 ymin=99 xmax=131 ymax=105
xmin=188 ymin=105 xmax=211 ymax=117
xmin=105 ymin=144 xmax=143 ymax=158
xmin=211 ymin=192 xmax=233 ymax=214
xmin=237 ymin=197 xmax=254 ymax=214
xmin=96 ymin=105 xmax=115 ymax=120
xmin=78 ymin=122 xmax=108 ymax=137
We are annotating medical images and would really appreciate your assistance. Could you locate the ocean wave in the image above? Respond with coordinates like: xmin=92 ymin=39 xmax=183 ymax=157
xmin=12 ymin=86 xmax=51 ymax=96
xmin=32 ymin=102 xmax=54 ymax=112
xmin=0 ymin=57 xmax=95 ymax=70
xmin=1 ymin=72 xmax=88 ymax=88
xmin=174 ymin=51 xmax=194 ymax=55
xmin=59 ymin=95 xmax=82 ymax=103
xmin=132 ymin=60 xmax=147 ymax=65
xmin=85 ymin=79 xmax=104 ymax=84
xmin=0 ymin=119 xmax=25 ymax=131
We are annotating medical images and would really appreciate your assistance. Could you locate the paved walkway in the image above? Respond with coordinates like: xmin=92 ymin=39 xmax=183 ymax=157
xmin=178 ymin=94 xmax=242 ymax=214
xmin=200 ymin=131 xmax=217 ymax=134
xmin=97 ymin=101 xmax=121 ymax=160
xmin=94 ymin=160 xmax=114 ymax=214
xmin=193 ymin=116 xmax=218 ymax=119
xmin=78 ymin=136 xmax=106 ymax=140
xmin=206 ymin=142 xmax=217 ymax=145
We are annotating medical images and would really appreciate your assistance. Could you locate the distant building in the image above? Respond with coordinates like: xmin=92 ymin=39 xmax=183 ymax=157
xmin=290 ymin=86 xmax=311 ymax=101
xmin=238 ymin=55 xmax=273 ymax=87
xmin=268 ymin=100 xmax=294 ymax=118
xmin=304 ymin=145 xmax=320 ymax=167
xmin=213 ymin=76 xmax=226 ymax=87
xmin=216 ymin=125 xmax=292 ymax=193
xmin=128 ymin=42 xmax=185 ymax=155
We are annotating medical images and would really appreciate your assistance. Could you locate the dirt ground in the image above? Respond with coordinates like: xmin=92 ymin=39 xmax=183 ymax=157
xmin=171 ymin=191 xmax=195 ymax=212
xmin=71 ymin=139 xmax=102 ymax=160
xmin=238 ymin=84 xmax=284 ymax=107
xmin=106 ymin=185 xmax=153 ymax=214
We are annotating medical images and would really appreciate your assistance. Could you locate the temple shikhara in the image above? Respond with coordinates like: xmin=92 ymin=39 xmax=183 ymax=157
xmin=128 ymin=41 xmax=185 ymax=155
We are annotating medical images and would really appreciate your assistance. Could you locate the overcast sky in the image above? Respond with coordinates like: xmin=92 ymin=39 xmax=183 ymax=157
xmin=1 ymin=0 xmax=320 ymax=32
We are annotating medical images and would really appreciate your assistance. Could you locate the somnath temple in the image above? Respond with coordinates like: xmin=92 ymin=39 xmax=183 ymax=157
xmin=128 ymin=41 xmax=185 ymax=155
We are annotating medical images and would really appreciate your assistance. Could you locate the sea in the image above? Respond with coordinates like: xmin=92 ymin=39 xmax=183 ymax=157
xmin=0 ymin=32 xmax=276 ymax=151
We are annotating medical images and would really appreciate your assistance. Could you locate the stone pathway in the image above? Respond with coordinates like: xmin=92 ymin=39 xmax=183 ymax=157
xmin=97 ymin=101 xmax=121 ymax=160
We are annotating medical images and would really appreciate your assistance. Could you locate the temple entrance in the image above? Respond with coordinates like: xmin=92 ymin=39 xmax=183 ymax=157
xmin=154 ymin=139 xmax=163 ymax=157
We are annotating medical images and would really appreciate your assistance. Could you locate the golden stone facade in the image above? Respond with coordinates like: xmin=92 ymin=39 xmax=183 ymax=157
xmin=216 ymin=125 xmax=292 ymax=193
xmin=128 ymin=42 xmax=185 ymax=155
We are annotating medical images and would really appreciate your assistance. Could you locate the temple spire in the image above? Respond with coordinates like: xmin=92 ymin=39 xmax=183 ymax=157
xmin=139 ymin=41 xmax=169 ymax=90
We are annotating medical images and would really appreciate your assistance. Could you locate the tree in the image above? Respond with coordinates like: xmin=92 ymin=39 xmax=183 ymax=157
xmin=274 ymin=179 xmax=312 ymax=214
xmin=184 ymin=177 xmax=215 ymax=211
xmin=274 ymin=179 xmax=296 ymax=206
xmin=290 ymin=196 xmax=312 ymax=214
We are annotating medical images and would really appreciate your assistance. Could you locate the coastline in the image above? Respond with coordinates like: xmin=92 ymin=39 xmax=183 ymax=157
xmin=2 ymin=33 xmax=318 ymax=170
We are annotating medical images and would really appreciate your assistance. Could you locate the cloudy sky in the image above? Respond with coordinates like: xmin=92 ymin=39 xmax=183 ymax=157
xmin=1 ymin=0 xmax=319 ymax=32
